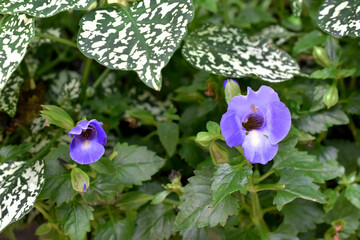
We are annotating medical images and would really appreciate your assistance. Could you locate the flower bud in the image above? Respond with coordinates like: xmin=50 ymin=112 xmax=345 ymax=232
xmin=41 ymin=105 xmax=75 ymax=130
xmin=223 ymin=79 xmax=241 ymax=104
xmin=71 ymin=168 xmax=90 ymax=193
xmin=313 ymin=46 xmax=331 ymax=68
xmin=323 ymin=85 xmax=338 ymax=109
xmin=209 ymin=142 xmax=229 ymax=165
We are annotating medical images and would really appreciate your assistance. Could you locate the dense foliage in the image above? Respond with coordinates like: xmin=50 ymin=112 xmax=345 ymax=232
xmin=0 ymin=0 xmax=360 ymax=239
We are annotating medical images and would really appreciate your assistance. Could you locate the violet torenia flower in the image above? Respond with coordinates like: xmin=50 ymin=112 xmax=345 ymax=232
xmin=68 ymin=119 xmax=107 ymax=164
xmin=220 ymin=86 xmax=291 ymax=164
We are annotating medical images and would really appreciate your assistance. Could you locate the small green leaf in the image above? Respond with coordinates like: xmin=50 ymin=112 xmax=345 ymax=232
xmin=58 ymin=202 xmax=94 ymax=240
xmin=157 ymin=122 xmax=179 ymax=157
xmin=317 ymin=0 xmax=360 ymax=38
xmin=0 ymin=14 xmax=34 ymax=91
xmin=0 ymin=75 xmax=23 ymax=117
xmin=77 ymin=1 xmax=194 ymax=90
xmin=113 ymin=143 xmax=165 ymax=186
xmin=0 ymin=160 xmax=45 ymax=231
xmin=174 ymin=168 xmax=238 ymax=230
xmin=133 ymin=204 xmax=175 ymax=240
xmin=194 ymin=0 xmax=218 ymax=13
xmin=151 ymin=190 xmax=171 ymax=205
xmin=94 ymin=217 xmax=135 ymax=240
xmin=211 ymin=164 xmax=252 ymax=206
xmin=182 ymin=24 xmax=299 ymax=83
xmin=35 ymin=223 xmax=53 ymax=236
xmin=293 ymin=30 xmax=326 ymax=55
xmin=274 ymin=169 xmax=326 ymax=210
xmin=0 ymin=0 xmax=95 ymax=18
xmin=117 ymin=191 xmax=152 ymax=210
xmin=345 ymin=184 xmax=360 ymax=209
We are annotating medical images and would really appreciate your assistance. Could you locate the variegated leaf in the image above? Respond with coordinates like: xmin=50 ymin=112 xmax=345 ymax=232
xmin=77 ymin=0 xmax=194 ymax=90
xmin=251 ymin=25 xmax=295 ymax=45
xmin=291 ymin=0 xmax=303 ymax=17
xmin=0 ymin=160 xmax=45 ymax=231
xmin=0 ymin=0 xmax=95 ymax=18
xmin=317 ymin=0 xmax=360 ymax=38
xmin=182 ymin=24 xmax=299 ymax=83
xmin=0 ymin=75 xmax=23 ymax=117
xmin=0 ymin=14 xmax=34 ymax=91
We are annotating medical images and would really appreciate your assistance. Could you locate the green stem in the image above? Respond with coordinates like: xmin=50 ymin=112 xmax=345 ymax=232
xmin=28 ymin=130 xmax=63 ymax=163
xmin=34 ymin=203 xmax=52 ymax=221
xmin=349 ymin=117 xmax=360 ymax=146
xmin=93 ymin=68 xmax=111 ymax=89
xmin=80 ymin=58 xmax=93 ymax=103
xmin=162 ymin=198 xmax=181 ymax=206
xmin=142 ymin=130 xmax=157 ymax=142
xmin=256 ymin=169 xmax=275 ymax=183
xmin=35 ymin=32 xmax=78 ymax=49
xmin=253 ymin=183 xmax=285 ymax=192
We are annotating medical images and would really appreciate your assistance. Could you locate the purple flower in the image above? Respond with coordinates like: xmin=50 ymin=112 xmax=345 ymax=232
xmin=69 ymin=119 xmax=107 ymax=164
xmin=220 ymin=86 xmax=291 ymax=164
xmin=223 ymin=78 xmax=239 ymax=89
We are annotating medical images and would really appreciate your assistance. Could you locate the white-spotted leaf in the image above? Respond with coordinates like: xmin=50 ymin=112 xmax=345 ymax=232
xmin=77 ymin=1 xmax=194 ymax=90
xmin=0 ymin=160 xmax=45 ymax=231
xmin=0 ymin=75 xmax=23 ymax=117
xmin=291 ymin=0 xmax=303 ymax=17
xmin=0 ymin=14 xmax=34 ymax=91
xmin=0 ymin=0 xmax=95 ymax=18
xmin=182 ymin=24 xmax=300 ymax=83
xmin=317 ymin=0 xmax=360 ymax=38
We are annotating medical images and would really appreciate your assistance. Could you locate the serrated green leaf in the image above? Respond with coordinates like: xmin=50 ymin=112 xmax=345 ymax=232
xmin=39 ymin=146 xmax=76 ymax=205
xmin=181 ymin=227 xmax=227 ymax=240
xmin=182 ymin=24 xmax=299 ymax=83
xmin=0 ymin=14 xmax=34 ymax=91
xmin=0 ymin=160 xmax=45 ymax=231
xmin=296 ymin=107 xmax=349 ymax=134
xmin=174 ymin=168 xmax=238 ymax=230
xmin=113 ymin=143 xmax=165 ymax=186
xmin=90 ymin=157 xmax=116 ymax=175
xmin=58 ymin=202 xmax=94 ymax=240
xmin=0 ymin=0 xmax=95 ymax=18
xmin=0 ymin=75 xmax=23 ymax=117
xmin=211 ymin=164 xmax=252 ymax=206
xmin=293 ymin=30 xmax=326 ymax=55
xmin=157 ymin=122 xmax=179 ymax=157
xmin=274 ymin=169 xmax=326 ymax=210
xmin=132 ymin=204 xmax=175 ymax=240
xmin=77 ymin=1 xmax=194 ymax=90
xmin=282 ymin=199 xmax=324 ymax=232
xmin=94 ymin=217 xmax=135 ymax=240
xmin=345 ymin=184 xmax=360 ymax=209
xmin=317 ymin=0 xmax=360 ymax=38
xmin=346 ymin=92 xmax=360 ymax=115
xmin=273 ymin=147 xmax=342 ymax=183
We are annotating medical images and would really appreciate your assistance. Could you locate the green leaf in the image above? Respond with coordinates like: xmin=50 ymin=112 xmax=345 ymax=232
xmin=345 ymin=184 xmax=360 ymax=209
xmin=157 ymin=122 xmax=179 ymax=157
xmin=274 ymin=169 xmax=326 ymax=210
xmin=0 ymin=14 xmax=34 ymax=91
xmin=0 ymin=0 xmax=95 ymax=18
xmin=181 ymin=227 xmax=227 ymax=240
xmin=174 ymin=168 xmax=238 ymax=230
xmin=77 ymin=1 xmax=194 ymax=90
xmin=133 ymin=204 xmax=175 ymax=240
xmin=0 ymin=75 xmax=23 ymax=117
xmin=0 ymin=160 xmax=45 ymax=231
xmin=310 ymin=67 xmax=355 ymax=79
xmin=194 ymin=0 xmax=218 ymax=13
xmin=90 ymin=157 xmax=116 ymax=175
xmin=39 ymin=146 xmax=76 ymax=205
xmin=211 ymin=164 xmax=252 ymax=206
xmin=317 ymin=0 xmax=360 ymax=38
xmin=182 ymin=24 xmax=299 ymax=83
xmin=94 ymin=217 xmax=135 ymax=240
xmin=0 ymin=143 xmax=31 ymax=163
xmin=293 ymin=30 xmax=326 ymax=55
xmin=251 ymin=25 xmax=295 ymax=45
xmin=117 ymin=191 xmax=152 ymax=210
xmin=282 ymin=199 xmax=324 ymax=232
xmin=273 ymin=147 xmax=343 ymax=183
xmin=296 ymin=107 xmax=349 ymax=134
xmin=346 ymin=92 xmax=360 ymax=115
xmin=113 ymin=143 xmax=165 ymax=186
xmin=58 ymin=202 xmax=94 ymax=240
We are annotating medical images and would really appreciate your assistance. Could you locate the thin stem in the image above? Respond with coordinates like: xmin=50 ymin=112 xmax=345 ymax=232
xmin=256 ymin=169 xmax=275 ymax=183
xmin=80 ymin=58 xmax=93 ymax=103
xmin=35 ymin=32 xmax=78 ymax=49
xmin=93 ymin=68 xmax=111 ymax=89
xmin=34 ymin=203 xmax=52 ymax=221
xmin=163 ymin=198 xmax=181 ymax=206
xmin=263 ymin=206 xmax=278 ymax=214
xmin=142 ymin=130 xmax=157 ymax=142
xmin=349 ymin=117 xmax=360 ymax=146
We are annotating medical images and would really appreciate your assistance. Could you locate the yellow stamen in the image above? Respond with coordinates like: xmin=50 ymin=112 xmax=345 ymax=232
xmin=251 ymin=104 xmax=258 ymax=113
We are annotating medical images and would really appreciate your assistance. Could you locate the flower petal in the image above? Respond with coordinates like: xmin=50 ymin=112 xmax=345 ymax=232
xmin=220 ymin=110 xmax=246 ymax=147
xmin=242 ymin=130 xmax=278 ymax=165
xmin=247 ymin=86 xmax=280 ymax=109
xmin=263 ymin=101 xmax=291 ymax=144
xmin=68 ymin=120 xmax=90 ymax=137
xmin=70 ymin=139 xmax=105 ymax=164
xmin=90 ymin=121 xmax=107 ymax=145
xmin=227 ymin=94 xmax=251 ymax=113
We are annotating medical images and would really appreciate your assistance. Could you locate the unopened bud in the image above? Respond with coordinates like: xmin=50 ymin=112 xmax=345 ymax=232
xmin=209 ymin=142 xmax=229 ymax=165
xmin=223 ymin=79 xmax=241 ymax=104
xmin=41 ymin=105 xmax=75 ymax=130
xmin=71 ymin=168 xmax=90 ymax=193
xmin=313 ymin=46 xmax=331 ymax=68
xmin=323 ymin=85 xmax=338 ymax=109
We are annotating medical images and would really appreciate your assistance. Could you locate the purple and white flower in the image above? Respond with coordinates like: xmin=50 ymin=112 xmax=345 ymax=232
xmin=68 ymin=119 xmax=107 ymax=164
xmin=220 ymin=86 xmax=291 ymax=164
